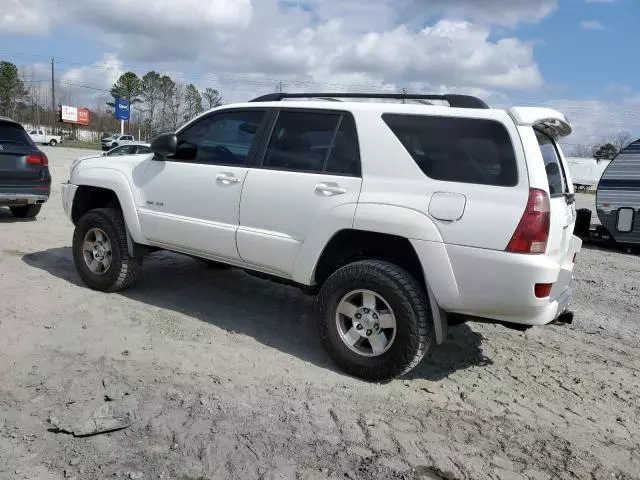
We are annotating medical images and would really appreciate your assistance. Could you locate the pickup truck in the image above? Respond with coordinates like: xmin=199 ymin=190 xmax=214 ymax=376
xmin=27 ymin=128 xmax=62 ymax=146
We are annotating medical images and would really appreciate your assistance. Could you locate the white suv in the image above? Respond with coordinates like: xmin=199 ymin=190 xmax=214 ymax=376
xmin=61 ymin=92 xmax=581 ymax=381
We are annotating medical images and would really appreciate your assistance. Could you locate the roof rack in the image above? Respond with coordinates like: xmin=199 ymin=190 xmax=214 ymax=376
xmin=249 ymin=92 xmax=489 ymax=109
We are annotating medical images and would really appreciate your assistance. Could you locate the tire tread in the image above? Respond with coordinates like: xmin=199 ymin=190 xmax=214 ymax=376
xmin=73 ymin=208 xmax=142 ymax=292
xmin=317 ymin=259 xmax=432 ymax=381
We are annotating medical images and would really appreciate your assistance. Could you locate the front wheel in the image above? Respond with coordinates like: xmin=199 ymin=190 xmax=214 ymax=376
xmin=72 ymin=208 xmax=143 ymax=292
xmin=317 ymin=260 xmax=432 ymax=382
xmin=49 ymin=139 xmax=58 ymax=146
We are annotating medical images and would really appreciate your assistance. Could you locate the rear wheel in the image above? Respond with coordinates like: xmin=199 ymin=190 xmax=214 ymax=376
xmin=49 ymin=139 xmax=58 ymax=146
xmin=10 ymin=204 xmax=42 ymax=218
xmin=317 ymin=260 xmax=432 ymax=382
xmin=72 ymin=208 xmax=143 ymax=292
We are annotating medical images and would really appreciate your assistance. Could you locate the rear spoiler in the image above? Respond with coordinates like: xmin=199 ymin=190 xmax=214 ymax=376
xmin=507 ymin=107 xmax=572 ymax=138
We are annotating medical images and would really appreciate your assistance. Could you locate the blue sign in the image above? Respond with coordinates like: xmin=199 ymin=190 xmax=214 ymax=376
xmin=114 ymin=98 xmax=130 ymax=121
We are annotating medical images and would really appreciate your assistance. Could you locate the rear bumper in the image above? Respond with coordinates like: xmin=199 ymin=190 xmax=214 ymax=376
xmin=0 ymin=193 xmax=49 ymax=206
xmin=411 ymin=236 xmax=582 ymax=326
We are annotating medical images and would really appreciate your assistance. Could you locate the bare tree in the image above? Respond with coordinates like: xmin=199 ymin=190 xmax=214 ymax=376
xmin=202 ymin=87 xmax=223 ymax=109
xmin=571 ymin=144 xmax=596 ymax=157
xmin=168 ymin=84 xmax=184 ymax=131
xmin=610 ymin=131 xmax=633 ymax=154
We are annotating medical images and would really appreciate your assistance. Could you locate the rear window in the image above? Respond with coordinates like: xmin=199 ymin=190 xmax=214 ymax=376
xmin=382 ymin=114 xmax=518 ymax=187
xmin=535 ymin=130 xmax=568 ymax=196
xmin=0 ymin=122 xmax=35 ymax=146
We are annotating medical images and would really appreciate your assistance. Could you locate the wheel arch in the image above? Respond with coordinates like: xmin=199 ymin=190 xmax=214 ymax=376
xmin=308 ymin=229 xmax=450 ymax=344
xmin=71 ymin=169 xmax=145 ymax=244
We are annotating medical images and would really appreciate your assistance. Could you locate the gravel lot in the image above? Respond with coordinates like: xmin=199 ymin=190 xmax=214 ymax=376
xmin=1 ymin=147 xmax=639 ymax=480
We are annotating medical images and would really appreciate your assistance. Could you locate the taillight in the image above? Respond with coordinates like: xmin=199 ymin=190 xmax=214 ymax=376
xmin=535 ymin=283 xmax=553 ymax=298
xmin=506 ymin=188 xmax=550 ymax=254
xmin=26 ymin=153 xmax=49 ymax=167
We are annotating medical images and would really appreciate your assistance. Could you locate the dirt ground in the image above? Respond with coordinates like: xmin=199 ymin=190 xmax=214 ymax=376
xmin=1 ymin=147 xmax=639 ymax=480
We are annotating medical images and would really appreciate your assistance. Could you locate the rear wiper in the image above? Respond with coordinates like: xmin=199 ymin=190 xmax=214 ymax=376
xmin=0 ymin=139 xmax=24 ymax=145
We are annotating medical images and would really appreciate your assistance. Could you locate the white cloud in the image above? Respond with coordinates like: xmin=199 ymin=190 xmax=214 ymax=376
xmin=55 ymin=54 xmax=124 ymax=107
xmin=299 ymin=0 xmax=557 ymax=28
xmin=546 ymin=98 xmax=640 ymax=148
xmin=0 ymin=0 xmax=51 ymax=34
xmin=581 ymin=20 xmax=606 ymax=30
xmin=13 ymin=0 xmax=633 ymax=145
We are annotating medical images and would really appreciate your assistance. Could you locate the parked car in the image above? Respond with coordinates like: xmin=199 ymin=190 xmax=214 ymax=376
xmin=27 ymin=128 xmax=62 ymax=146
xmin=1 ymin=117 xmax=51 ymax=219
xmin=101 ymin=134 xmax=136 ymax=151
xmin=61 ymin=92 xmax=581 ymax=381
xmin=77 ymin=143 xmax=152 ymax=162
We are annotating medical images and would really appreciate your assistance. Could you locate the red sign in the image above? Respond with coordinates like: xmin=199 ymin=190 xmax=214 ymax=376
xmin=77 ymin=108 xmax=90 ymax=126
xmin=60 ymin=105 xmax=91 ymax=126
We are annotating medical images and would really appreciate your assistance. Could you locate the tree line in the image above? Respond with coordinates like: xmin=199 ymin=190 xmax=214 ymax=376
xmin=0 ymin=60 xmax=224 ymax=141
xmin=571 ymin=132 xmax=634 ymax=161
xmin=108 ymin=71 xmax=223 ymax=139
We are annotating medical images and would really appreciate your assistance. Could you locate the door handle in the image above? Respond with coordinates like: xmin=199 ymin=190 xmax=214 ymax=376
xmin=216 ymin=173 xmax=241 ymax=185
xmin=315 ymin=183 xmax=347 ymax=196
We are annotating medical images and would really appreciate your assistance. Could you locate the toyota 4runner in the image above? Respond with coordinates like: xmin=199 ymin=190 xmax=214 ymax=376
xmin=61 ymin=92 xmax=581 ymax=381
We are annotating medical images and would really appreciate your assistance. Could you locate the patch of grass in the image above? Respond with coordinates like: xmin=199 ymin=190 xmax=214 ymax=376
xmin=62 ymin=140 xmax=102 ymax=150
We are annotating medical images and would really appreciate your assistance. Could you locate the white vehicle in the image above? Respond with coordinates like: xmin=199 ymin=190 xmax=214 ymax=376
xmin=61 ymin=92 xmax=581 ymax=381
xmin=77 ymin=143 xmax=151 ymax=162
xmin=27 ymin=128 xmax=62 ymax=146
xmin=101 ymin=134 xmax=135 ymax=151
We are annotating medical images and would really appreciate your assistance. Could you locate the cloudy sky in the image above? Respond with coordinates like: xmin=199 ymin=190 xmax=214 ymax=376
xmin=1 ymin=0 xmax=638 ymax=149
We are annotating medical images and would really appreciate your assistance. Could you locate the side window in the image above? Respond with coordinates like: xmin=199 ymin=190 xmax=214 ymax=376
xmin=28 ymin=130 xmax=36 ymax=135
xmin=264 ymin=111 xmax=340 ymax=173
xmin=382 ymin=114 xmax=518 ymax=187
xmin=262 ymin=111 xmax=360 ymax=176
xmin=536 ymin=130 xmax=568 ymax=196
xmin=325 ymin=115 xmax=360 ymax=176
xmin=174 ymin=110 xmax=265 ymax=166
xmin=136 ymin=146 xmax=151 ymax=154
xmin=38 ymin=131 xmax=44 ymax=135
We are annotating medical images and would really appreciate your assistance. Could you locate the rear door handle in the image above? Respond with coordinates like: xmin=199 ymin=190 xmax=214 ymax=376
xmin=315 ymin=183 xmax=347 ymax=196
xmin=216 ymin=173 xmax=241 ymax=185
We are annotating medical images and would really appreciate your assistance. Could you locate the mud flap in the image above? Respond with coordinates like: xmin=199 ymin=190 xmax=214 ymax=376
xmin=125 ymin=224 xmax=150 ymax=258
xmin=427 ymin=284 xmax=448 ymax=344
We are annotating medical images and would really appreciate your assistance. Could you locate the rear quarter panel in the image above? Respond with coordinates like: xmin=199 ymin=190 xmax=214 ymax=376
xmin=353 ymin=108 xmax=530 ymax=251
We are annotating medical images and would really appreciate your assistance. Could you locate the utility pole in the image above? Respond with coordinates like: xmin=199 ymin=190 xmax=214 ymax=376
xmin=278 ymin=81 xmax=283 ymax=93
xmin=51 ymin=57 xmax=56 ymax=133
xmin=402 ymin=88 xmax=407 ymax=104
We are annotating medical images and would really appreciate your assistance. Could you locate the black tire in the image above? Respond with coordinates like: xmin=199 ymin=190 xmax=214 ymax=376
xmin=317 ymin=260 xmax=432 ymax=382
xmin=10 ymin=204 xmax=42 ymax=218
xmin=112 ymin=142 xmax=118 ymax=148
xmin=72 ymin=208 xmax=143 ymax=292
xmin=49 ymin=139 xmax=57 ymax=146
xmin=575 ymin=208 xmax=592 ymax=237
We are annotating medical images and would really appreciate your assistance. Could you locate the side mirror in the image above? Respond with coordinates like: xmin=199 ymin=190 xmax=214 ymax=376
xmin=150 ymin=133 xmax=178 ymax=159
